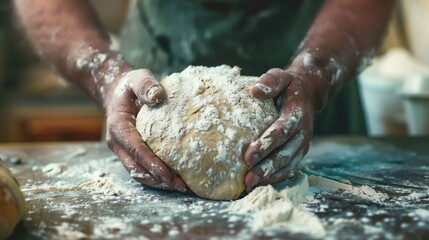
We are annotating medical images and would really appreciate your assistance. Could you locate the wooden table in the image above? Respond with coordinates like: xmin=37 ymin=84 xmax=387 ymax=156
xmin=1 ymin=137 xmax=429 ymax=239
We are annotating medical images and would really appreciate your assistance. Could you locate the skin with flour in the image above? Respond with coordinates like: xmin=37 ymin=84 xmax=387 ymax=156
xmin=13 ymin=0 xmax=394 ymax=193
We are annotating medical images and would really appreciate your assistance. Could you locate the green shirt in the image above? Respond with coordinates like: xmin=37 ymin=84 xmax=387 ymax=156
xmin=120 ymin=0 xmax=322 ymax=76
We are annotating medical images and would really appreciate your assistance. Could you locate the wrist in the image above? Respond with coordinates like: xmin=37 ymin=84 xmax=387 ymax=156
xmin=96 ymin=54 xmax=132 ymax=109
xmin=67 ymin=45 xmax=132 ymax=106
xmin=288 ymin=48 xmax=342 ymax=114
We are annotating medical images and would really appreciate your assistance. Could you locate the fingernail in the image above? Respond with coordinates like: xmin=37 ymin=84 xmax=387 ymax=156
xmin=255 ymin=83 xmax=272 ymax=94
xmin=146 ymin=86 xmax=161 ymax=101
xmin=251 ymin=175 xmax=260 ymax=188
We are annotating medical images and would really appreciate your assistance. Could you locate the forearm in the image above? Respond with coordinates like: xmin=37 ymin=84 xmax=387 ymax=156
xmin=290 ymin=0 xmax=394 ymax=113
xmin=13 ymin=0 xmax=130 ymax=108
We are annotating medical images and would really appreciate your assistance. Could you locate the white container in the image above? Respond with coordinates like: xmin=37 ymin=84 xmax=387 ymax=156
xmin=401 ymin=74 xmax=429 ymax=135
xmin=358 ymin=66 xmax=407 ymax=136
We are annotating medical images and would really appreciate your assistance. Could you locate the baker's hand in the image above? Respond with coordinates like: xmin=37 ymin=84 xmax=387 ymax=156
xmin=244 ymin=68 xmax=315 ymax=192
xmin=104 ymin=69 xmax=189 ymax=193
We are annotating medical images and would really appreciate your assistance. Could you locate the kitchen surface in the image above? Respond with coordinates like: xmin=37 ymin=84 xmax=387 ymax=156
xmin=1 ymin=1 xmax=429 ymax=240
xmin=1 ymin=136 xmax=429 ymax=239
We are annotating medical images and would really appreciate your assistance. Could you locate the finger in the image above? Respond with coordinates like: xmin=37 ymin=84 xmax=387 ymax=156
xmin=114 ymin=143 xmax=189 ymax=193
xmin=250 ymin=68 xmax=292 ymax=99
xmin=107 ymin=115 xmax=174 ymax=184
xmin=107 ymin=74 xmax=175 ymax=184
xmin=245 ymin=148 xmax=305 ymax=192
xmin=122 ymin=69 xmax=166 ymax=106
xmin=244 ymin=108 xmax=302 ymax=166
xmin=256 ymin=149 xmax=305 ymax=188
xmin=244 ymin=132 xmax=305 ymax=191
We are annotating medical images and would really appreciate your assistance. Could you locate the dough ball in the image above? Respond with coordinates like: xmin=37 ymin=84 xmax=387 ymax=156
xmin=136 ymin=65 xmax=278 ymax=200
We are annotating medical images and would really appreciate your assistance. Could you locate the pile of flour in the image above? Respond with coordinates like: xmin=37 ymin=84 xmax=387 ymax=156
xmin=228 ymin=172 xmax=389 ymax=237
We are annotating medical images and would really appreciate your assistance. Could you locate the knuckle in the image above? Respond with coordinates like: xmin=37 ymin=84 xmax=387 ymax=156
xmin=127 ymin=146 xmax=139 ymax=160
xmin=283 ymin=118 xmax=299 ymax=135
xmin=261 ymin=72 xmax=278 ymax=85
xmin=139 ymin=78 xmax=158 ymax=91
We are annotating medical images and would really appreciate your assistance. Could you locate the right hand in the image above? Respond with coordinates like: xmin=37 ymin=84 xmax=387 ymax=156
xmin=244 ymin=68 xmax=315 ymax=192
xmin=104 ymin=69 xmax=190 ymax=193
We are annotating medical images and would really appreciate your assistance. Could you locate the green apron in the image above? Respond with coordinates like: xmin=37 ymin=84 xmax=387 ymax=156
xmin=119 ymin=0 xmax=366 ymax=135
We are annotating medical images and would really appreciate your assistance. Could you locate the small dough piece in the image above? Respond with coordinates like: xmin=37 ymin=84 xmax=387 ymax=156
xmin=0 ymin=162 xmax=26 ymax=239
xmin=136 ymin=65 xmax=278 ymax=200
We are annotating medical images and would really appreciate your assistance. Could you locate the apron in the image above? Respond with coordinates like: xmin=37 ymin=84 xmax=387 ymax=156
xmin=119 ymin=0 xmax=366 ymax=135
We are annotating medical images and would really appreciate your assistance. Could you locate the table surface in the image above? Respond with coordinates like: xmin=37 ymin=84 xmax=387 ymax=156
xmin=1 ymin=136 xmax=429 ymax=240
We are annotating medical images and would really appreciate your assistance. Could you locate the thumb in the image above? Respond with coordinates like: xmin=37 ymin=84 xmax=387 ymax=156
xmin=124 ymin=69 xmax=166 ymax=106
xmin=250 ymin=68 xmax=292 ymax=99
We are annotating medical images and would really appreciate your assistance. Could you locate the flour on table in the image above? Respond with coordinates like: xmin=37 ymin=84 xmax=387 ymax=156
xmin=93 ymin=217 xmax=135 ymax=237
xmin=228 ymin=172 xmax=390 ymax=236
xmin=229 ymin=173 xmax=325 ymax=236
xmin=42 ymin=163 xmax=68 ymax=176
xmin=54 ymin=222 xmax=87 ymax=239
xmin=308 ymin=175 xmax=389 ymax=202
xmin=26 ymin=156 xmax=138 ymax=197
xmin=136 ymin=65 xmax=278 ymax=200
xmin=411 ymin=209 xmax=429 ymax=220
xmin=63 ymin=147 xmax=87 ymax=160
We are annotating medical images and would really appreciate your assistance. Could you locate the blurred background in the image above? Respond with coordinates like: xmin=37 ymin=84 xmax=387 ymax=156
xmin=0 ymin=0 xmax=428 ymax=143
xmin=0 ymin=0 xmax=129 ymax=142
xmin=359 ymin=0 xmax=429 ymax=137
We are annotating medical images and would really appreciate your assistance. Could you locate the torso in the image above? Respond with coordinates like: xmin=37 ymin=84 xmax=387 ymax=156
xmin=120 ymin=0 xmax=323 ymax=77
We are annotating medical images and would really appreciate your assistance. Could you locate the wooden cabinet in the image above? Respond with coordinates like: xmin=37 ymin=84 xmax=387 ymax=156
xmin=18 ymin=116 xmax=104 ymax=142
xmin=0 ymin=92 xmax=105 ymax=142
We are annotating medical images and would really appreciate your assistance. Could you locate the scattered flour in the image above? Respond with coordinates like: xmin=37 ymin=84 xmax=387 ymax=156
xmin=24 ymin=155 xmax=141 ymax=198
xmin=228 ymin=172 xmax=390 ymax=236
xmin=93 ymin=217 xmax=136 ymax=238
xmin=308 ymin=175 xmax=389 ymax=202
xmin=229 ymin=173 xmax=325 ymax=236
xmin=18 ymin=143 xmax=426 ymax=239
xmin=28 ymin=155 xmax=392 ymax=239
xmin=54 ymin=222 xmax=87 ymax=239
xmin=411 ymin=209 xmax=429 ymax=220
xmin=42 ymin=163 xmax=68 ymax=176
xmin=63 ymin=147 xmax=87 ymax=160
xmin=168 ymin=228 xmax=180 ymax=236
xmin=149 ymin=224 xmax=163 ymax=233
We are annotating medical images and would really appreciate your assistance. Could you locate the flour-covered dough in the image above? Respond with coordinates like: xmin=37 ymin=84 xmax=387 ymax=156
xmin=136 ymin=65 xmax=278 ymax=200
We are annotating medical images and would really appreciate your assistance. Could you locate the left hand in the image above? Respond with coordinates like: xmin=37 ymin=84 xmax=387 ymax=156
xmin=104 ymin=69 xmax=189 ymax=193
xmin=243 ymin=68 xmax=316 ymax=192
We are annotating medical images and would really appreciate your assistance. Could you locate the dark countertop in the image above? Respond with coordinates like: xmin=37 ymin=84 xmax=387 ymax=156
xmin=1 ymin=136 xmax=429 ymax=240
